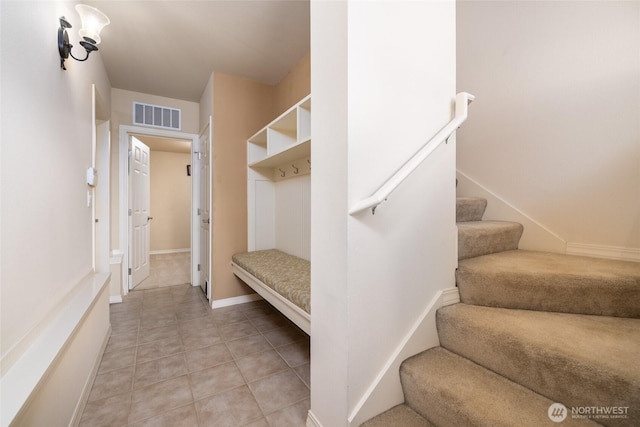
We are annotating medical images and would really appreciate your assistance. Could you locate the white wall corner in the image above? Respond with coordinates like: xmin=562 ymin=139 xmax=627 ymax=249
xmin=347 ymin=288 xmax=456 ymax=427
xmin=456 ymin=170 xmax=566 ymax=253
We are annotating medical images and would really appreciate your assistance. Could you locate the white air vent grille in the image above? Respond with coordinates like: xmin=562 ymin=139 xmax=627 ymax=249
xmin=133 ymin=102 xmax=181 ymax=130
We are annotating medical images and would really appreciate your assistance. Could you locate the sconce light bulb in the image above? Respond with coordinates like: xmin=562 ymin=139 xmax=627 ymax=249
xmin=75 ymin=4 xmax=110 ymax=46
xmin=58 ymin=4 xmax=109 ymax=69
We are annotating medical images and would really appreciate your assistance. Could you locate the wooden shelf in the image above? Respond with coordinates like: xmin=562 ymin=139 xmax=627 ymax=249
xmin=246 ymin=95 xmax=312 ymax=257
xmin=249 ymin=138 xmax=310 ymax=169
xmin=247 ymin=95 xmax=311 ymax=170
xmin=248 ymin=128 xmax=268 ymax=146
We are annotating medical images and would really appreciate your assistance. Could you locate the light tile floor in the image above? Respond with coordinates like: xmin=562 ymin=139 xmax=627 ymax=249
xmin=79 ymin=283 xmax=311 ymax=426
xmin=134 ymin=252 xmax=191 ymax=291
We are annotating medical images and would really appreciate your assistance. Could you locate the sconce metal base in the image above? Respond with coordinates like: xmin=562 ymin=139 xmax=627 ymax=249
xmin=79 ymin=40 xmax=98 ymax=53
xmin=58 ymin=17 xmax=72 ymax=70
xmin=58 ymin=16 xmax=99 ymax=70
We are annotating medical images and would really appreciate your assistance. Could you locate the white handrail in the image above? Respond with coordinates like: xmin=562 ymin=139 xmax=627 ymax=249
xmin=349 ymin=92 xmax=475 ymax=215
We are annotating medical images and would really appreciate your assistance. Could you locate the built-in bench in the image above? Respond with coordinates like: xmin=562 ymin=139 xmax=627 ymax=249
xmin=231 ymin=249 xmax=310 ymax=335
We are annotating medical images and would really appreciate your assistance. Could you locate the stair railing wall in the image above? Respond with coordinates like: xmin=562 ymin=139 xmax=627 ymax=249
xmin=349 ymin=92 xmax=475 ymax=216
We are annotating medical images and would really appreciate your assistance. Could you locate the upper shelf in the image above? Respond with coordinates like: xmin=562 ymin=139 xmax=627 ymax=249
xmin=248 ymin=95 xmax=311 ymax=169
xmin=249 ymin=138 xmax=310 ymax=169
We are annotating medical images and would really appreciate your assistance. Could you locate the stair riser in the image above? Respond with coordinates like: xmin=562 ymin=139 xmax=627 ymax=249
xmin=436 ymin=306 xmax=640 ymax=427
xmin=456 ymin=251 xmax=640 ymax=318
xmin=456 ymin=197 xmax=487 ymax=222
xmin=360 ymin=405 xmax=434 ymax=427
xmin=458 ymin=222 xmax=523 ymax=260
xmin=400 ymin=348 xmax=600 ymax=427
xmin=364 ymin=197 xmax=640 ymax=426
xmin=457 ymin=270 xmax=640 ymax=318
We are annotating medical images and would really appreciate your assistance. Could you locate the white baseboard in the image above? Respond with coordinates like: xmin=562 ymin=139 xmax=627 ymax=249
xmin=109 ymin=296 xmax=123 ymax=304
xmin=70 ymin=326 xmax=111 ymax=427
xmin=347 ymin=287 xmax=459 ymax=426
xmin=150 ymin=248 xmax=190 ymax=255
xmin=210 ymin=293 xmax=263 ymax=309
xmin=456 ymin=170 xmax=566 ymax=253
xmin=566 ymin=243 xmax=640 ymax=262
xmin=306 ymin=410 xmax=323 ymax=427
xmin=442 ymin=287 xmax=461 ymax=306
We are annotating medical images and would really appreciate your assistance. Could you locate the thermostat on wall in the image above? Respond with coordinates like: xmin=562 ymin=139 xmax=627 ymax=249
xmin=87 ymin=167 xmax=98 ymax=187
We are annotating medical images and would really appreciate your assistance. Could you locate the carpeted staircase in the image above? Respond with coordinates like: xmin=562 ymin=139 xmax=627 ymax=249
xmin=362 ymin=197 xmax=640 ymax=427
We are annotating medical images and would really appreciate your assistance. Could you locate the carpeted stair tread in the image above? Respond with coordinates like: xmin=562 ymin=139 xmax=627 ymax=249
xmin=360 ymin=404 xmax=435 ymax=427
xmin=400 ymin=347 xmax=601 ymax=427
xmin=457 ymin=220 xmax=523 ymax=260
xmin=456 ymin=197 xmax=487 ymax=222
xmin=437 ymin=304 xmax=640 ymax=427
xmin=457 ymin=250 xmax=640 ymax=317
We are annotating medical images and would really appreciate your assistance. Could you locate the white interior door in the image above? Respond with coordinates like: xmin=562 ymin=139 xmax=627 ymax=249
xmin=198 ymin=120 xmax=212 ymax=298
xmin=130 ymin=136 xmax=151 ymax=288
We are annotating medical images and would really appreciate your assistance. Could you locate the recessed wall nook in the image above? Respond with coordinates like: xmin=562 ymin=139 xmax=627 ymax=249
xmin=232 ymin=95 xmax=312 ymax=334
xmin=247 ymin=95 xmax=311 ymax=259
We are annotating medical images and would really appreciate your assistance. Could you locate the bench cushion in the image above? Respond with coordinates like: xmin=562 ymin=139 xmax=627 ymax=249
xmin=232 ymin=249 xmax=310 ymax=314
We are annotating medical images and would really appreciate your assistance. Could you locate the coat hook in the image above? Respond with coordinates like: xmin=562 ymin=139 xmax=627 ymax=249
xmin=292 ymin=164 xmax=299 ymax=174
xmin=279 ymin=168 xmax=286 ymax=177
xmin=307 ymin=159 xmax=311 ymax=170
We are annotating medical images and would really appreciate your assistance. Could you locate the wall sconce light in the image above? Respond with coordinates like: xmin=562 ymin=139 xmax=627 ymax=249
xmin=58 ymin=4 xmax=110 ymax=70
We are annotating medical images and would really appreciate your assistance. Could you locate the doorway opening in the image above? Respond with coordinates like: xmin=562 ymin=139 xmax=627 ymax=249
xmin=131 ymin=134 xmax=192 ymax=291
xmin=118 ymin=125 xmax=206 ymax=299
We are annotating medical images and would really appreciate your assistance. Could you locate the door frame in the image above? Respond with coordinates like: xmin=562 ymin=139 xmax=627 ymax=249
xmin=94 ymin=120 xmax=111 ymax=273
xmin=92 ymin=84 xmax=111 ymax=274
xmin=198 ymin=117 xmax=213 ymax=300
xmin=118 ymin=125 xmax=199 ymax=296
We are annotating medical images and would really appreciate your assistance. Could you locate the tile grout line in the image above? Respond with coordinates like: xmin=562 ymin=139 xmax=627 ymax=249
xmin=182 ymin=349 xmax=201 ymax=427
xmin=123 ymin=319 xmax=139 ymax=426
xmin=83 ymin=259 xmax=310 ymax=426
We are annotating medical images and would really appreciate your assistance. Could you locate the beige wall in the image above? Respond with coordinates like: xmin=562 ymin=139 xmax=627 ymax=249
xmin=211 ymin=73 xmax=276 ymax=300
xmin=274 ymin=51 xmax=311 ymax=116
xmin=109 ymin=89 xmax=200 ymax=252
xmin=150 ymin=151 xmax=192 ymax=252
xmin=110 ymin=88 xmax=200 ymax=134
xmin=207 ymin=53 xmax=310 ymax=302
xmin=457 ymin=1 xmax=640 ymax=253
xmin=2 ymin=1 xmax=110 ymax=359
xmin=200 ymin=73 xmax=214 ymax=131
xmin=1 ymin=1 xmax=111 ymax=424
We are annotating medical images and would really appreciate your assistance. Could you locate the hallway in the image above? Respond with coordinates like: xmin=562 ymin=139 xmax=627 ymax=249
xmin=79 ymin=283 xmax=310 ymax=426
xmin=134 ymin=252 xmax=192 ymax=291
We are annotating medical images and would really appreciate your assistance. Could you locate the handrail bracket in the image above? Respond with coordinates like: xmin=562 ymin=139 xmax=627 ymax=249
xmin=349 ymin=92 xmax=475 ymax=216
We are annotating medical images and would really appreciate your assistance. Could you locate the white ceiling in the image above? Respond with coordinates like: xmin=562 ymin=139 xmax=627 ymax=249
xmin=86 ymin=0 xmax=310 ymax=102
